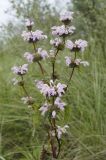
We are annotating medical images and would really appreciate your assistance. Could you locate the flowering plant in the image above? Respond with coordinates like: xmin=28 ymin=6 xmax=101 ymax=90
xmin=11 ymin=11 xmax=89 ymax=159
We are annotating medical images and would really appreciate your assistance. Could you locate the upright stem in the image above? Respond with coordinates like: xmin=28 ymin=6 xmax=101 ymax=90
xmin=21 ymin=75 xmax=29 ymax=97
xmin=37 ymin=61 xmax=45 ymax=75
xmin=49 ymin=49 xmax=61 ymax=158
xmin=52 ymin=118 xmax=61 ymax=158
xmin=67 ymin=67 xmax=75 ymax=85
xmin=52 ymin=49 xmax=59 ymax=81
xmin=67 ymin=52 xmax=77 ymax=90
xmin=52 ymin=62 xmax=55 ymax=81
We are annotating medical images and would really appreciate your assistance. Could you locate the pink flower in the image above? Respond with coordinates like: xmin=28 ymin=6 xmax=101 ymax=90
xmin=21 ymin=30 xmax=47 ymax=42
xmin=39 ymin=103 xmax=50 ymax=115
xmin=36 ymin=80 xmax=67 ymax=97
xmin=55 ymin=97 xmax=66 ymax=111
xmin=66 ymin=40 xmax=74 ymax=50
xmin=68 ymin=26 xmax=76 ymax=33
xmin=75 ymin=39 xmax=88 ymax=52
xmin=25 ymin=19 xmax=34 ymax=27
xmin=35 ymin=80 xmax=44 ymax=90
xmin=39 ymin=83 xmax=50 ymax=96
xmin=57 ymin=125 xmax=69 ymax=139
xmin=65 ymin=56 xmax=71 ymax=66
xmin=52 ymin=111 xmax=56 ymax=118
xmin=60 ymin=11 xmax=74 ymax=22
xmin=57 ymin=83 xmax=67 ymax=97
xmin=35 ymin=80 xmax=56 ymax=97
xmin=37 ymin=48 xmax=49 ymax=59
xmin=11 ymin=64 xmax=28 ymax=75
xmin=24 ymin=52 xmax=34 ymax=63
xmin=33 ymin=30 xmax=47 ymax=41
xmin=50 ymin=38 xmax=62 ymax=47
xmin=51 ymin=25 xmax=75 ymax=36
xmin=66 ymin=39 xmax=88 ymax=52
xmin=65 ymin=57 xmax=89 ymax=67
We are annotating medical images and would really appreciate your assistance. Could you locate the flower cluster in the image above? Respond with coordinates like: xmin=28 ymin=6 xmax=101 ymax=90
xmin=38 ymin=97 xmax=66 ymax=116
xmin=36 ymin=80 xmax=67 ymax=98
xmin=65 ymin=39 xmax=89 ymax=68
xmin=21 ymin=19 xmax=48 ymax=67
xmin=60 ymin=11 xmax=74 ymax=24
xmin=51 ymin=11 xmax=75 ymax=37
xmin=51 ymin=25 xmax=75 ymax=37
xmin=50 ymin=38 xmax=63 ymax=48
xmin=21 ymin=30 xmax=47 ymax=43
xmin=65 ymin=57 xmax=89 ymax=67
xmin=24 ymin=48 xmax=48 ymax=63
xmin=11 ymin=64 xmax=28 ymax=75
xmin=66 ymin=39 xmax=88 ymax=52
xmin=35 ymin=80 xmax=67 ymax=117
xmin=11 ymin=19 xmax=48 ymax=108
xmin=25 ymin=19 xmax=34 ymax=27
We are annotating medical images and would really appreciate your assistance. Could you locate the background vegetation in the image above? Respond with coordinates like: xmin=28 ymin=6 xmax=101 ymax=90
xmin=0 ymin=0 xmax=106 ymax=159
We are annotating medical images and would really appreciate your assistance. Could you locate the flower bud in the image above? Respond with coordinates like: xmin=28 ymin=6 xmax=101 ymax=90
xmin=18 ymin=80 xmax=24 ymax=86
xmin=11 ymin=64 xmax=28 ymax=76
xmin=52 ymin=111 xmax=56 ymax=118
xmin=57 ymin=43 xmax=64 ymax=50
xmin=33 ymin=54 xmax=42 ymax=62
xmin=21 ymin=96 xmax=34 ymax=105
xmin=69 ymin=61 xmax=78 ymax=68
xmin=50 ymin=38 xmax=64 ymax=50
xmin=60 ymin=11 xmax=74 ymax=25
xmin=51 ymin=72 xmax=58 ymax=81
xmin=25 ymin=19 xmax=34 ymax=31
xmin=27 ymin=98 xmax=34 ymax=105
